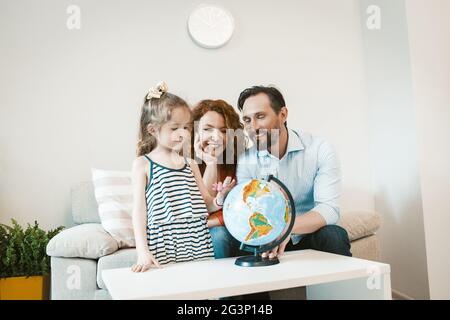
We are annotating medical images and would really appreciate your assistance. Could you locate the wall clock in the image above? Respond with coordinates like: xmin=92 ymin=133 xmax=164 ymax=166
xmin=187 ymin=5 xmax=235 ymax=49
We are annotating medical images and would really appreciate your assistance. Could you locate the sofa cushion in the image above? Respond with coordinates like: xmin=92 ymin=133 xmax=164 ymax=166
xmin=97 ymin=248 xmax=137 ymax=289
xmin=91 ymin=168 xmax=135 ymax=248
xmin=350 ymin=235 xmax=380 ymax=261
xmin=340 ymin=211 xmax=381 ymax=241
xmin=46 ymin=223 xmax=119 ymax=259
xmin=72 ymin=181 xmax=101 ymax=224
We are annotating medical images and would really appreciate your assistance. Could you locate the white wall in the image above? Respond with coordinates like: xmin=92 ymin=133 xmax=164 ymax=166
xmin=405 ymin=0 xmax=450 ymax=300
xmin=359 ymin=0 xmax=429 ymax=299
xmin=0 ymin=0 xmax=374 ymax=229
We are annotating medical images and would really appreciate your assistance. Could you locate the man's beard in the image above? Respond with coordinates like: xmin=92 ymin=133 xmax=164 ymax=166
xmin=253 ymin=127 xmax=281 ymax=152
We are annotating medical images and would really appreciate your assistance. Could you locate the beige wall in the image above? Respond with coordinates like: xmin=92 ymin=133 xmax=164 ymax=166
xmin=406 ymin=0 xmax=450 ymax=300
xmin=4 ymin=0 xmax=447 ymax=300
xmin=0 ymin=0 xmax=374 ymax=229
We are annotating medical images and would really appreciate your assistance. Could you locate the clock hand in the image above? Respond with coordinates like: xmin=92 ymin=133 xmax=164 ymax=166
xmin=195 ymin=13 xmax=212 ymax=27
xmin=207 ymin=7 xmax=213 ymax=26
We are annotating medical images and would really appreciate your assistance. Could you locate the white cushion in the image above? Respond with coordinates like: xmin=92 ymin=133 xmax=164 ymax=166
xmin=46 ymin=223 xmax=119 ymax=259
xmin=91 ymin=168 xmax=135 ymax=248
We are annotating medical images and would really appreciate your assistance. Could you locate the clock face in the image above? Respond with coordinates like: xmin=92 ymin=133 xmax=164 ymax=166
xmin=187 ymin=5 xmax=234 ymax=49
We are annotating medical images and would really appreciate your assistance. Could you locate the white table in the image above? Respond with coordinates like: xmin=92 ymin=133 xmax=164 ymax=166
xmin=102 ymin=249 xmax=391 ymax=300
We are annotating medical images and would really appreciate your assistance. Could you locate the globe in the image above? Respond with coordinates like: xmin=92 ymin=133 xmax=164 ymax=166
xmin=223 ymin=175 xmax=296 ymax=266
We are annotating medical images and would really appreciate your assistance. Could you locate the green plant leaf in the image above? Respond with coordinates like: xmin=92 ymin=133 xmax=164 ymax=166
xmin=0 ymin=219 xmax=65 ymax=278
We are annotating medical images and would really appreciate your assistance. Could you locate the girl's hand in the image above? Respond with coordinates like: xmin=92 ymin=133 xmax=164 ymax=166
xmin=214 ymin=176 xmax=236 ymax=206
xmin=131 ymin=251 xmax=161 ymax=272
xmin=194 ymin=133 xmax=218 ymax=166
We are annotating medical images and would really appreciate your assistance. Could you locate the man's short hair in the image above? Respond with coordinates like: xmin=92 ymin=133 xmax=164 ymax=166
xmin=237 ymin=85 xmax=287 ymax=127
xmin=238 ymin=86 xmax=286 ymax=114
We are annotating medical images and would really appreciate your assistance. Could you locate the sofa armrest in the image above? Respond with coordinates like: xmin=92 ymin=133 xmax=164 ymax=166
xmin=46 ymin=223 xmax=119 ymax=259
xmin=50 ymin=257 xmax=98 ymax=300
xmin=340 ymin=211 xmax=381 ymax=241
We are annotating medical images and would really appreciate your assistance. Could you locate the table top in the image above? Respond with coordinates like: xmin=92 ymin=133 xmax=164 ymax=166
xmin=102 ymin=249 xmax=390 ymax=300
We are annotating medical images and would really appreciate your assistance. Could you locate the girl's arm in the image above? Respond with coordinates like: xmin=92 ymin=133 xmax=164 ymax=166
xmin=189 ymin=159 xmax=235 ymax=213
xmin=131 ymin=158 xmax=150 ymax=254
xmin=131 ymin=157 xmax=160 ymax=271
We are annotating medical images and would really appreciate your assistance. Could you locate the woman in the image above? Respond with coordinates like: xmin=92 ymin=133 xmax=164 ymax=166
xmin=191 ymin=99 xmax=246 ymax=259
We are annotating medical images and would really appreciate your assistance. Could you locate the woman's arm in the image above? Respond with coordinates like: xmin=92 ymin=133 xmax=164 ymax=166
xmin=204 ymin=163 xmax=223 ymax=227
xmin=193 ymin=133 xmax=219 ymax=197
xmin=202 ymin=164 xmax=218 ymax=197
xmin=189 ymin=159 xmax=234 ymax=213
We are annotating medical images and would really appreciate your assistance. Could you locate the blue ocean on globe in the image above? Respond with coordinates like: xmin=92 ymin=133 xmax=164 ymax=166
xmin=223 ymin=178 xmax=289 ymax=246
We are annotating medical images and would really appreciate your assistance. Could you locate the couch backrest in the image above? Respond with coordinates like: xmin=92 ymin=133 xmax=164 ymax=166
xmin=71 ymin=181 xmax=101 ymax=224
xmin=70 ymin=181 xmax=382 ymax=242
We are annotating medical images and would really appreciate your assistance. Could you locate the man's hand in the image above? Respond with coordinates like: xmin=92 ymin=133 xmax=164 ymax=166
xmin=261 ymin=234 xmax=291 ymax=259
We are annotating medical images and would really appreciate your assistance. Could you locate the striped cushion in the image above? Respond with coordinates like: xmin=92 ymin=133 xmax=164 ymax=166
xmin=91 ymin=168 xmax=135 ymax=248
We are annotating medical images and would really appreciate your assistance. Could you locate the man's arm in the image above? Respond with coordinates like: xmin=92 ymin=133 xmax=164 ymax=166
xmin=293 ymin=140 xmax=341 ymax=234
xmin=263 ymin=140 xmax=341 ymax=258
xmin=291 ymin=211 xmax=327 ymax=235
xmin=311 ymin=140 xmax=341 ymax=222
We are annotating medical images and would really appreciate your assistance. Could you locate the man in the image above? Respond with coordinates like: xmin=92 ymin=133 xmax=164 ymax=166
xmin=236 ymin=85 xmax=352 ymax=259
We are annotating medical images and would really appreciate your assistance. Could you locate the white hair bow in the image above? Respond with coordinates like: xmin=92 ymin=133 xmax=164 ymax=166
xmin=147 ymin=81 xmax=168 ymax=99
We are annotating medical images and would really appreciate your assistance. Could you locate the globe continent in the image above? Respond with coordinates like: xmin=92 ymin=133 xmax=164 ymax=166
xmin=223 ymin=179 xmax=289 ymax=246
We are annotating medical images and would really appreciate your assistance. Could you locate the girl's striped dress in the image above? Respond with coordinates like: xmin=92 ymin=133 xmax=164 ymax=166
xmin=143 ymin=155 xmax=214 ymax=265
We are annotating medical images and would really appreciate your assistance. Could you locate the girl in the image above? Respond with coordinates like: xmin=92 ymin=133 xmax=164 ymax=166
xmin=131 ymin=82 xmax=235 ymax=272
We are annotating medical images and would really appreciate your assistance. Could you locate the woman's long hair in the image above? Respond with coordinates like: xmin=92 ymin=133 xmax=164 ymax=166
xmin=191 ymin=99 xmax=246 ymax=180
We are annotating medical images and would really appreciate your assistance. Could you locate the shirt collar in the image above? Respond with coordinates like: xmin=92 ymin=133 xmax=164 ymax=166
xmin=286 ymin=128 xmax=304 ymax=153
xmin=257 ymin=127 xmax=304 ymax=158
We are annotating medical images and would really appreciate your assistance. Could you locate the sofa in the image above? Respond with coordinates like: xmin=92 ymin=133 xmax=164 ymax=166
xmin=46 ymin=181 xmax=382 ymax=300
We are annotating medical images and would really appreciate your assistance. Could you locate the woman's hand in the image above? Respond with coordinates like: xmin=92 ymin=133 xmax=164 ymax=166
xmin=207 ymin=212 xmax=222 ymax=228
xmin=131 ymin=251 xmax=161 ymax=272
xmin=213 ymin=176 xmax=236 ymax=206
xmin=194 ymin=133 xmax=219 ymax=166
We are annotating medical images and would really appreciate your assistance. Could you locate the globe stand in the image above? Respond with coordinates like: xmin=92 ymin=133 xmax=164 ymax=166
xmin=235 ymin=251 xmax=279 ymax=267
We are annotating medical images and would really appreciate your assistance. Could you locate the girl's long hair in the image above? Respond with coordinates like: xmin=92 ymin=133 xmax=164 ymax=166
xmin=136 ymin=92 xmax=191 ymax=157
